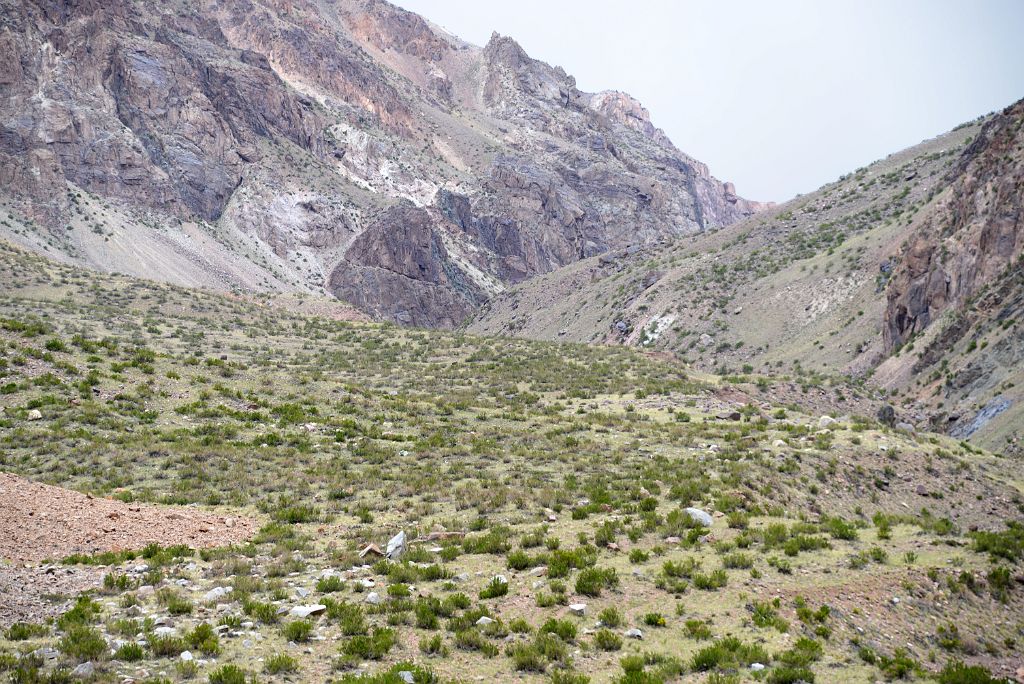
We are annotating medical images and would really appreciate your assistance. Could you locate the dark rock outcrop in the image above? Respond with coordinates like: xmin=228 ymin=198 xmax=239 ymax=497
xmin=885 ymin=98 xmax=1024 ymax=350
xmin=328 ymin=204 xmax=486 ymax=328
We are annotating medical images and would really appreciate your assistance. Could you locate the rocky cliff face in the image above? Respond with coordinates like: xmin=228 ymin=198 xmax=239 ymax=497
xmin=0 ymin=0 xmax=765 ymax=327
xmin=884 ymin=99 xmax=1024 ymax=350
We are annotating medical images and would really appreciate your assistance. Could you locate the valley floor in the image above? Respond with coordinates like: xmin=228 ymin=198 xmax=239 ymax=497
xmin=1 ymin=241 xmax=1022 ymax=684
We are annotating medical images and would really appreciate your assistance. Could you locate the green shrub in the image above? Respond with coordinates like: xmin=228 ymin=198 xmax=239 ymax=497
xmin=454 ymin=629 xmax=499 ymax=657
xmin=509 ymin=618 xmax=532 ymax=634
xmin=5 ymin=623 xmax=48 ymax=641
xmin=575 ymin=567 xmax=618 ymax=597
xmin=342 ymin=628 xmax=396 ymax=660
xmin=317 ymin=575 xmax=345 ymax=593
xmin=550 ymin=672 xmax=591 ymax=684
xmin=685 ymin=619 xmax=713 ymax=640
xmin=156 ymin=588 xmax=193 ymax=616
xmin=265 ymin=652 xmax=299 ymax=675
xmin=768 ymin=666 xmax=816 ymax=684
xmin=272 ymin=504 xmax=319 ymax=524
xmin=594 ymin=628 xmax=622 ymax=651
xmin=507 ymin=550 xmax=532 ymax=570
xmin=778 ymin=637 xmax=822 ymax=667
xmin=691 ymin=637 xmax=769 ymax=671
xmin=479 ymin=577 xmax=509 ymax=599
xmin=987 ymin=566 xmax=1013 ymax=602
xmin=971 ymin=523 xmax=1024 ymax=561
xmin=243 ymin=598 xmax=279 ymax=624
xmin=540 ymin=618 xmax=577 ymax=642
xmin=937 ymin=660 xmax=1006 ymax=684
xmin=59 ymin=625 xmax=106 ymax=661
xmin=326 ymin=599 xmax=367 ymax=635
xmin=184 ymin=622 xmax=220 ymax=656
xmin=150 ymin=635 xmax=186 ymax=657
xmin=419 ymin=633 xmax=449 ymax=656
xmin=824 ymin=517 xmax=858 ymax=541
xmin=643 ymin=613 xmax=666 ymax=627
xmin=114 ymin=641 xmax=145 ymax=662
xmin=629 ymin=549 xmax=649 ymax=564
xmin=751 ymin=600 xmax=789 ymax=632
xmin=879 ymin=648 xmax=920 ymax=679
xmin=693 ymin=568 xmax=728 ymax=591
xmin=598 ymin=607 xmax=623 ymax=628
xmin=507 ymin=642 xmax=547 ymax=672
xmin=208 ymin=664 xmax=248 ymax=684
xmin=282 ymin=619 xmax=314 ymax=642
xmin=57 ymin=595 xmax=101 ymax=628
xmin=722 ymin=552 xmax=753 ymax=569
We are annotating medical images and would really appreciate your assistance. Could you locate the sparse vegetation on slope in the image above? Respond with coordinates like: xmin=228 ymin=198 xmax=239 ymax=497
xmin=0 ymin=242 xmax=1021 ymax=682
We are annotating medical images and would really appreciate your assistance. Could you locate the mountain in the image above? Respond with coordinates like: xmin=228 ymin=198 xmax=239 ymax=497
xmin=0 ymin=0 xmax=765 ymax=327
xmin=471 ymin=99 xmax=1024 ymax=452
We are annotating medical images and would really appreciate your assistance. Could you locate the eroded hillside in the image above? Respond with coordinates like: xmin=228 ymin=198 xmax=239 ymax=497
xmin=471 ymin=100 xmax=1024 ymax=455
xmin=0 ymin=0 xmax=764 ymax=327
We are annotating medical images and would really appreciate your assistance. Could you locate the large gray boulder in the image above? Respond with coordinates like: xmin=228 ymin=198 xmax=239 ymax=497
xmin=386 ymin=530 xmax=407 ymax=560
xmin=684 ymin=507 xmax=713 ymax=527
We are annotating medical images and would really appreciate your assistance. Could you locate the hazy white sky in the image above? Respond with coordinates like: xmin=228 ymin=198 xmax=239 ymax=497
xmin=397 ymin=0 xmax=1024 ymax=202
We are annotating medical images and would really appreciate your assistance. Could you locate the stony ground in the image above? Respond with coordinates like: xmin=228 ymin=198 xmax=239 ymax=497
xmin=0 ymin=473 xmax=255 ymax=564
xmin=0 ymin=241 xmax=1022 ymax=683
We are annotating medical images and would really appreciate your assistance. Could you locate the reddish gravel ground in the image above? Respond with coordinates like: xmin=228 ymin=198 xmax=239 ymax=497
xmin=0 ymin=472 xmax=257 ymax=563
xmin=0 ymin=564 xmax=105 ymax=627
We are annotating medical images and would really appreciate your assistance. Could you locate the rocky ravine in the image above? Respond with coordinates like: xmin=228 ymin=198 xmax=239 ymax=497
xmin=469 ymin=99 xmax=1024 ymax=450
xmin=0 ymin=0 xmax=766 ymax=327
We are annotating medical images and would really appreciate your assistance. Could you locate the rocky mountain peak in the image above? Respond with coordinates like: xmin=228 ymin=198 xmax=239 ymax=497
xmin=0 ymin=0 xmax=765 ymax=327
xmin=589 ymin=90 xmax=670 ymax=146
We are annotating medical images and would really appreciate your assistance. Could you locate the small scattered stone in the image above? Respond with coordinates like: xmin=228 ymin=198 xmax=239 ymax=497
xmin=71 ymin=662 xmax=94 ymax=678
xmin=475 ymin=616 xmax=495 ymax=626
xmin=203 ymin=586 xmax=230 ymax=602
xmin=625 ymin=628 xmax=643 ymax=640
xmin=569 ymin=603 xmax=586 ymax=617
xmin=359 ymin=543 xmax=383 ymax=558
xmin=365 ymin=592 xmax=381 ymax=605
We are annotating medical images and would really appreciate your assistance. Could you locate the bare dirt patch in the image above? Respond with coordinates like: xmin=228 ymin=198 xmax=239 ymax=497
xmin=0 ymin=472 xmax=257 ymax=564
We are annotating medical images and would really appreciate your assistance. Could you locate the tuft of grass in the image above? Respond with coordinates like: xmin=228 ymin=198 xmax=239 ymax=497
xmin=265 ymin=652 xmax=299 ymax=675
xmin=58 ymin=625 xmax=106 ymax=662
